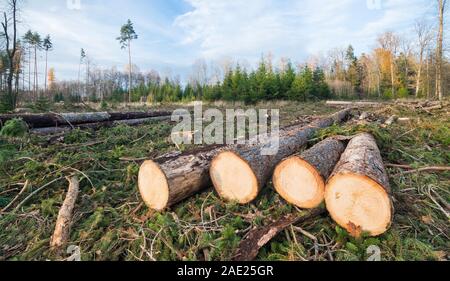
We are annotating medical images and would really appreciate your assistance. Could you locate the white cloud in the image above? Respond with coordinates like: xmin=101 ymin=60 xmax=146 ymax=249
xmin=175 ymin=0 xmax=432 ymax=64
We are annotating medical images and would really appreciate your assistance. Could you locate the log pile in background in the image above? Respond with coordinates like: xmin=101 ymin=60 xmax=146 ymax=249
xmin=325 ymin=133 xmax=393 ymax=237
xmin=273 ymin=138 xmax=346 ymax=209
xmin=31 ymin=115 xmax=172 ymax=136
xmin=0 ymin=110 xmax=174 ymax=135
xmin=209 ymin=109 xmax=352 ymax=204
xmin=0 ymin=111 xmax=172 ymax=128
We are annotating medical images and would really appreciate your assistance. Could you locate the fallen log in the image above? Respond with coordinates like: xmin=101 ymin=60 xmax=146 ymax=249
xmin=232 ymin=208 xmax=326 ymax=261
xmin=325 ymin=133 xmax=393 ymax=237
xmin=50 ymin=176 xmax=80 ymax=251
xmin=137 ymin=117 xmax=322 ymax=211
xmin=326 ymin=101 xmax=384 ymax=108
xmin=210 ymin=109 xmax=352 ymax=204
xmin=31 ymin=116 xmax=172 ymax=135
xmin=0 ymin=110 xmax=172 ymax=128
xmin=273 ymin=138 xmax=346 ymax=209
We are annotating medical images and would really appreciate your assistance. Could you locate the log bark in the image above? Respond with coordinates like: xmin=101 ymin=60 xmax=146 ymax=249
xmin=30 ymin=116 xmax=172 ymax=136
xmin=325 ymin=133 xmax=393 ymax=237
xmin=233 ymin=208 xmax=326 ymax=261
xmin=273 ymin=138 xmax=346 ymax=209
xmin=50 ymin=176 xmax=80 ymax=251
xmin=138 ymin=117 xmax=323 ymax=211
xmin=210 ymin=109 xmax=352 ymax=204
xmin=0 ymin=111 xmax=172 ymax=129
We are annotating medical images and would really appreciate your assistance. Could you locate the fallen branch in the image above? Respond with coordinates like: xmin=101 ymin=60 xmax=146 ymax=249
xmin=232 ymin=208 xmax=326 ymax=261
xmin=0 ymin=180 xmax=29 ymax=213
xmin=50 ymin=176 xmax=80 ymax=251
xmin=387 ymin=164 xmax=450 ymax=175
xmin=13 ymin=177 xmax=65 ymax=212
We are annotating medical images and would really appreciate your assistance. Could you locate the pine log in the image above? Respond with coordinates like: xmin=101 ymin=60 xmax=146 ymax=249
xmin=137 ymin=117 xmax=323 ymax=211
xmin=31 ymin=116 xmax=172 ymax=136
xmin=210 ymin=109 xmax=352 ymax=204
xmin=50 ymin=176 xmax=80 ymax=251
xmin=138 ymin=145 xmax=229 ymax=211
xmin=273 ymin=138 xmax=346 ymax=209
xmin=325 ymin=133 xmax=393 ymax=237
xmin=0 ymin=111 xmax=172 ymax=129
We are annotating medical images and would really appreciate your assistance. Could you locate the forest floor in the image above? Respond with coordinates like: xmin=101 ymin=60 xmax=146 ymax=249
xmin=0 ymin=101 xmax=448 ymax=261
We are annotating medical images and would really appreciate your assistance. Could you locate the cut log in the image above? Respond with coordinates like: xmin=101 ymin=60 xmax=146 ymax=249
xmin=50 ymin=176 xmax=80 ymax=251
xmin=138 ymin=145 xmax=229 ymax=211
xmin=30 ymin=116 xmax=172 ymax=136
xmin=0 ymin=111 xmax=172 ymax=129
xmin=210 ymin=109 xmax=352 ymax=204
xmin=137 ymin=117 xmax=322 ymax=211
xmin=273 ymin=138 xmax=346 ymax=209
xmin=325 ymin=133 xmax=393 ymax=237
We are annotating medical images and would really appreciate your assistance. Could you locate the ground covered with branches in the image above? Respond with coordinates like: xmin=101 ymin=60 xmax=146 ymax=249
xmin=0 ymin=102 xmax=448 ymax=261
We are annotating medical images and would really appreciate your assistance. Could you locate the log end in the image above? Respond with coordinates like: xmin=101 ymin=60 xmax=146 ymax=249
xmin=273 ymin=156 xmax=325 ymax=209
xmin=325 ymin=173 xmax=392 ymax=237
xmin=138 ymin=160 xmax=169 ymax=211
xmin=210 ymin=151 xmax=259 ymax=204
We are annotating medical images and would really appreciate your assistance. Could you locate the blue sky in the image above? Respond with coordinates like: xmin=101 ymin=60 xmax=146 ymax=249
xmin=20 ymin=0 xmax=435 ymax=82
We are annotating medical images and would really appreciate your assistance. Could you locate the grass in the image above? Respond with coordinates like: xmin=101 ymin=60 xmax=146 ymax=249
xmin=0 ymin=101 xmax=448 ymax=261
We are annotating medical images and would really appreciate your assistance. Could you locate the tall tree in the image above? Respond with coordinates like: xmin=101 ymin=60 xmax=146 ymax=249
xmin=30 ymin=32 xmax=42 ymax=98
xmin=378 ymin=32 xmax=400 ymax=98
xmin=43 ymin=35 xmax=52 ymax=94
xmin=436 ymin=0 xmax=447 ymax=100
xmin=414 ymin=20 xmax=433 ymax=98
xmin=117 ymin=19 xmax=138 ymax=103
xmin=23 ymin=30 xmax=33 ymax=94
xmin=78 ymin=48 xmax=86 ymax=98
xmin=0 ymin=0 xmax=19 ymax=110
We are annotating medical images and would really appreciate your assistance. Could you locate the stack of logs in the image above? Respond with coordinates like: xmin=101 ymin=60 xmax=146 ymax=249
xmin=0 ymin=110 xmax=174 ymax=135
xmin=138 ymin=108 xmax=394 ymax=243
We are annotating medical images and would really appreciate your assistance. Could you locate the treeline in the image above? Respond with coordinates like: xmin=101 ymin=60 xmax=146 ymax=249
xmin=1 ymin=0 xmax=448 ymax=111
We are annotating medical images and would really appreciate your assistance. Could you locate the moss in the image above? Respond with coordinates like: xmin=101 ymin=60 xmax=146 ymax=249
xmin=0 ymin=103 xmax=448 ymax=261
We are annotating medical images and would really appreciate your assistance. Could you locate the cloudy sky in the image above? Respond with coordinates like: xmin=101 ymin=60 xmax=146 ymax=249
xmin=18 ymin=0 xmax=436 ymax=81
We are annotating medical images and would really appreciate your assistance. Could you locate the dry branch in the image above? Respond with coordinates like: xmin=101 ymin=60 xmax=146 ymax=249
xmin=50 ymin=176 xmax=80 ymax=251
xmin=232 ymin=208 xmax=326 ymax=261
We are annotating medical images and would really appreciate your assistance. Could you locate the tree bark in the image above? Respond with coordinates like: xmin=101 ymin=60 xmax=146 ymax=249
xmin=273 ymin=138 xmax=346 ymax=209
xmin=50 ymin=176 xmax=79 ymax=251
xmin=325 ymin=133 xmax=393 ymax=237
xmin=210 ymin=109 xmax=352 ymax=204
xmin=436 ymin=0 xmax=446 ymax=101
